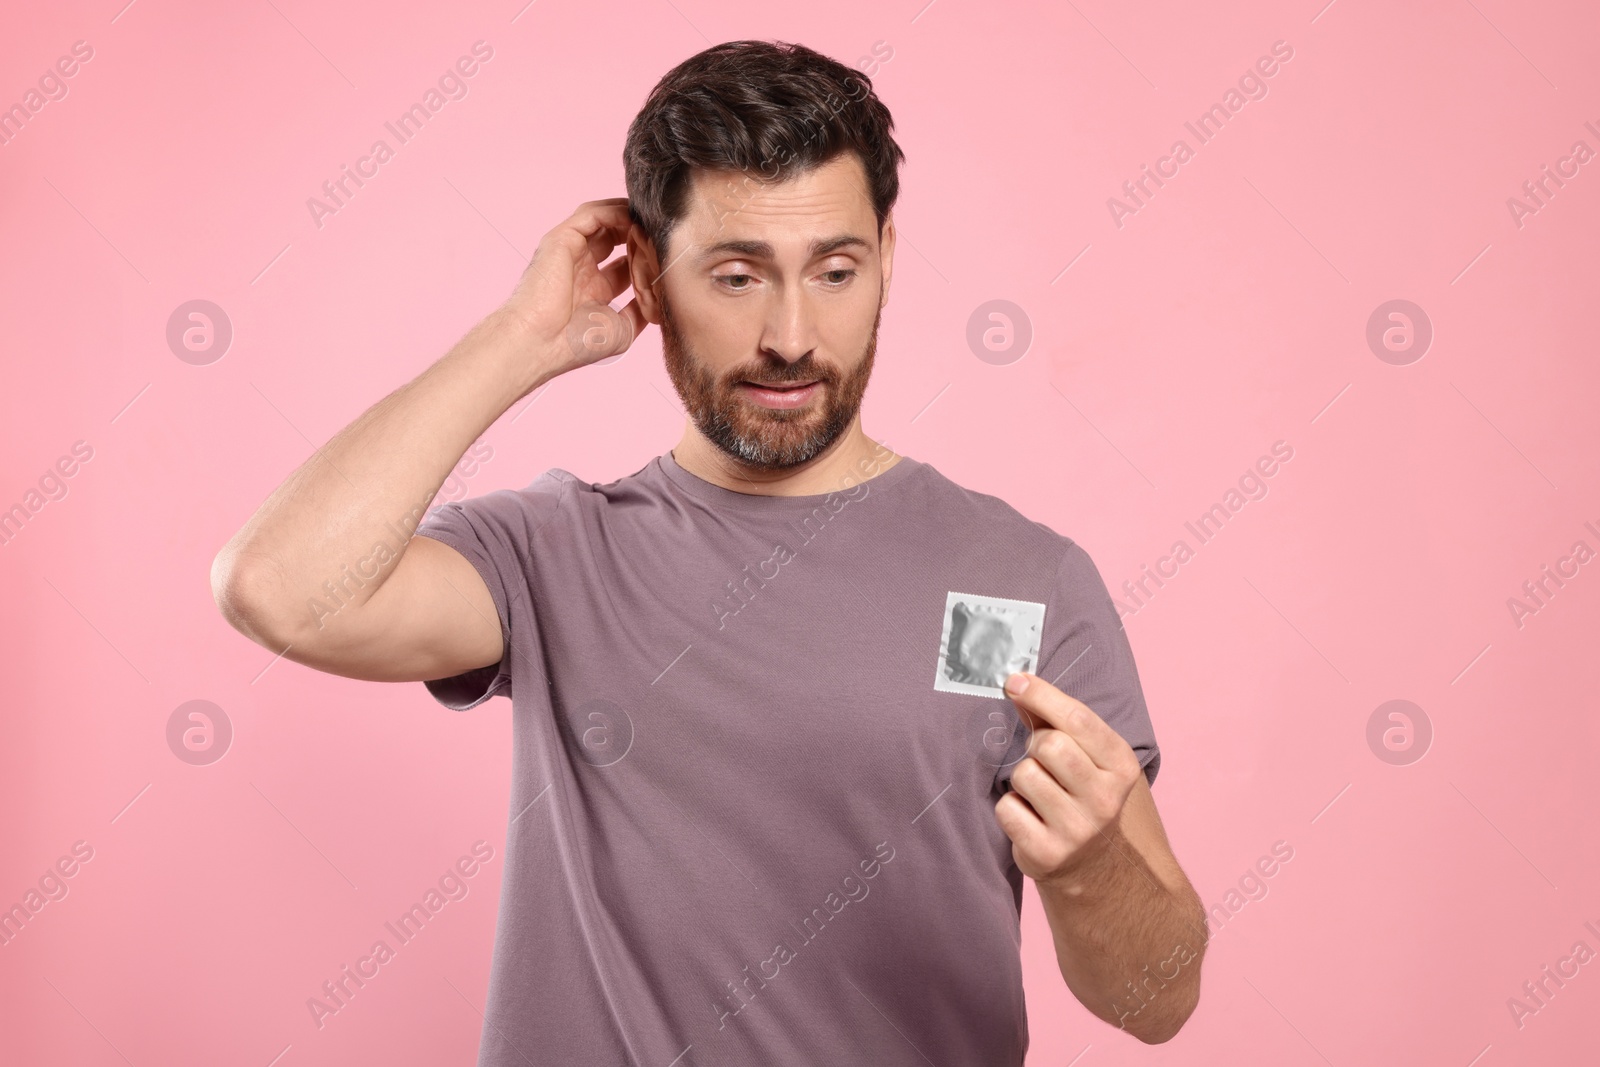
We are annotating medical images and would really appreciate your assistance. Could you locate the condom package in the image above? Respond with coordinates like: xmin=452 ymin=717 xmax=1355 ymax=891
xmin=933 ymin=592 xmax=1047 ymax=699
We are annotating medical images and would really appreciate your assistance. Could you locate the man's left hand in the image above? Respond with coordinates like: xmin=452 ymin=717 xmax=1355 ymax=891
xmin=993 ymin=671 xmax=1145 ymax=889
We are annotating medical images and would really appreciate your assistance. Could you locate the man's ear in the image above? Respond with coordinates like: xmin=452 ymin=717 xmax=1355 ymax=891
xmin=626 ymin=225 xmax=665 ymax=325
xmin=878 ymin=213 xmax=896 ymax=311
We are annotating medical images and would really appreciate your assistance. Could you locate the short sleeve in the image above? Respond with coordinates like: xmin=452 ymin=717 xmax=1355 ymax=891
xmin=997 ymin=540 xmax=1161 ymax=789
xmin=411 ymin=470 xmax=571 ymax=710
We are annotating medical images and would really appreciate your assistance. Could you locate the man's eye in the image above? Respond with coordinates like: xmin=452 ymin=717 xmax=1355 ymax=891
xmin=823 ymin=269 xmax=855 ymax=285
xmin=719 ymin=274 xmax=752 ymax=289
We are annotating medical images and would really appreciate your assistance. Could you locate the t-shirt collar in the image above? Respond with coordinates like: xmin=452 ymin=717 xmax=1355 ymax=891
xmin=656 ymin=444 xmax=921 ymax=513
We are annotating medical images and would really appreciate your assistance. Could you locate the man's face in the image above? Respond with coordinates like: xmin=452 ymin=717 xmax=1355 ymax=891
xmin=645 ymin=152 xmax=894 ymax=470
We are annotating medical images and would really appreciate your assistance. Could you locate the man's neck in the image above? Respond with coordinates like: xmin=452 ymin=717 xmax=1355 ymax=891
xmin=671 ymin=421 xmax=901 ymax=498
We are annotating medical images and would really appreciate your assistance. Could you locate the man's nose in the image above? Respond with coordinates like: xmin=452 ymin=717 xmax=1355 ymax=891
xmin=760 ymin=281 xmax=819 ymax=364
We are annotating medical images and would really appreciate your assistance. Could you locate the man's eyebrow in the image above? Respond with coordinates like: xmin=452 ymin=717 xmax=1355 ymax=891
xmin=693 ymin=234 xmax=872 ymax=262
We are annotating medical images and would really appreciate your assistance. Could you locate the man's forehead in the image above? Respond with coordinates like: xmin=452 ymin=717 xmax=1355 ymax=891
xmin=674 ymin=155 xmax=876 ymax=255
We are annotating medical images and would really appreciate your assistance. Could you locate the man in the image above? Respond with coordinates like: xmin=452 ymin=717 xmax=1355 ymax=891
xmin=213 ymin=39 xmax=1205 ymax=1065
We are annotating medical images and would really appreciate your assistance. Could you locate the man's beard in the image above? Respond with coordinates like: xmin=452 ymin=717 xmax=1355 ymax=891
xmin=659 ymin=292 xmax=879 ymax=471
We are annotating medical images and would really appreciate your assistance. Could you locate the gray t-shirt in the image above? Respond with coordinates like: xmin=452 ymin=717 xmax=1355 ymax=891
xmin=414 ymin=449 xmax=1159 ymax=1066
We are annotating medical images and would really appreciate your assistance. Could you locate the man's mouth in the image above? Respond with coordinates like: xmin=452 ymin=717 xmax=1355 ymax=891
xmin=735 ymin=379 xmax=823 ymax=409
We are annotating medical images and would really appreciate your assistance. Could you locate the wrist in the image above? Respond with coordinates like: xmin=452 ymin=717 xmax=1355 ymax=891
xmin=455 ymin=306 xmax=568 ymax=407
xmin=1038 ymin=827 xmax=1126 ymax=900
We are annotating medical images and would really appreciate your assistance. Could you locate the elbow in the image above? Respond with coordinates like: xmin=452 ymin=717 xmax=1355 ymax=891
xmin=1133 ymin=997 xmax=1199 ymax=1044
xmin=209 ymin=542 xmax=254 ymax=629
xmin=1120 ymin=984 xmax=1200 ymax=1044
xmin=210 ymin=546 xmax=298 ymax=650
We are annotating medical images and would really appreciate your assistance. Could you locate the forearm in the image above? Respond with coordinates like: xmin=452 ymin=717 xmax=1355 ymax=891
xmin=211 ymin=308 xmax=551 ymax=643
xmin=1037 ymin=828 xmax=1207 ymax=1043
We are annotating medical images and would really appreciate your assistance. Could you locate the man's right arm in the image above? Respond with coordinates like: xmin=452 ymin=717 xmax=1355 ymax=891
xmin=209 ymin=199 xmax=645 ymax=684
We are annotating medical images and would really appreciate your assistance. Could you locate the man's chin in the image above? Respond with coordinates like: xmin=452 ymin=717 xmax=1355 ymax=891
xmin=708 ymin=410 xmax=841 ymax=469
xmin=727 ymin=433 xmax=829 ymax=468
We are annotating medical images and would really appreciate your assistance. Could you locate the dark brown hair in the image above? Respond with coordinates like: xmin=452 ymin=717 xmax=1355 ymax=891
xmin=623 ymin=39 xmax=906 ymax=263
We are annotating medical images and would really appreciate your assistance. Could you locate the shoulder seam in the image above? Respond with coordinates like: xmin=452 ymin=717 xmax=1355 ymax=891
xmin=531 ymin=468 xmax=577 ymax=539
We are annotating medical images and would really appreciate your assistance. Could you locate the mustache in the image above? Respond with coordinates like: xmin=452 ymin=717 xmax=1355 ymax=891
xmin=725 ymin=358 xmax=836 ymax=386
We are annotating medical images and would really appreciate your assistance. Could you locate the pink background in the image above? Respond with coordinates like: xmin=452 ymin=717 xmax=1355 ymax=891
xmin=3 ymin=0 xmax=1598 ymax=1064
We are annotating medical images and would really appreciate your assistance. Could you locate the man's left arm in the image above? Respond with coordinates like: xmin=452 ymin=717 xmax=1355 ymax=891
xmin=995 ymin=671 xmax=1207 ymax=1044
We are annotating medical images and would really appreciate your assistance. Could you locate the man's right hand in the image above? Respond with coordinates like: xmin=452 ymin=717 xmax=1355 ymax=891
xmin=499 ymin=198 xmax=650 ymax=378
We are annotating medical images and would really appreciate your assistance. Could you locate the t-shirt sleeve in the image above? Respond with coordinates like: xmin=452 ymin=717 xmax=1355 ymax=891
xmin=1002 ymin=539 xmax=1161 ymax=788
xmin=410 ymin=470 xmax=570 ymax=711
